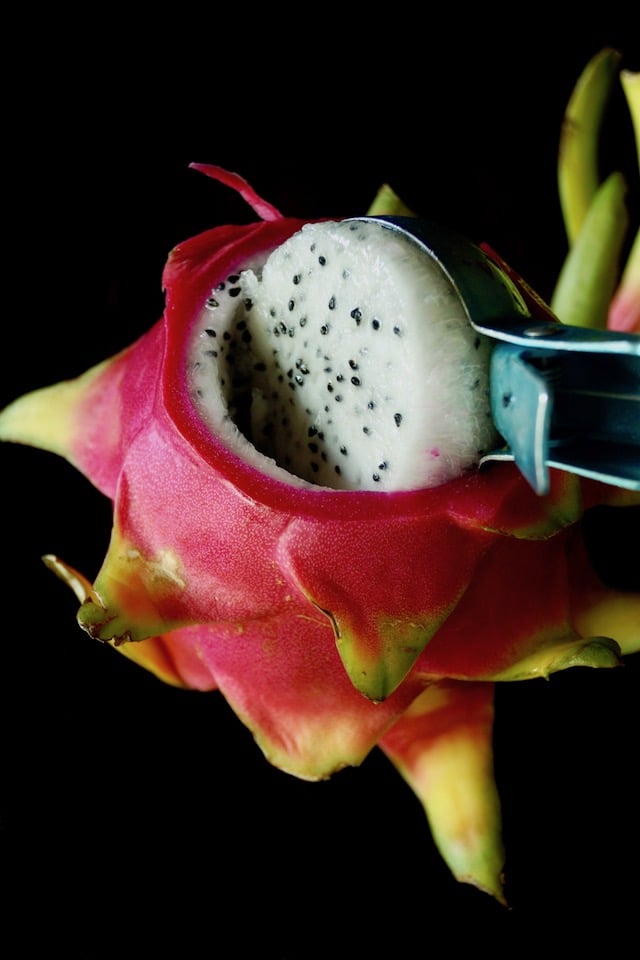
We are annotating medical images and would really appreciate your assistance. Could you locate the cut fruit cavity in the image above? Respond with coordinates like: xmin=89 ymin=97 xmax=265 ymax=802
xmin=188 ymin=218 xmax=498 ymax=492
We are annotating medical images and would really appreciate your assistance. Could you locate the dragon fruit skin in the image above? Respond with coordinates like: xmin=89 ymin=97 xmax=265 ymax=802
xmin=1 ymin=166 xmax=638 ymax=903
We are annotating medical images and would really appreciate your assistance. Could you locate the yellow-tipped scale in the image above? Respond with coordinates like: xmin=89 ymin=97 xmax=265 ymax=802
xmin=558 ymin=47 xmax=623 ymax=246
xmin=551 ymin=170 xmax=629 ymax=328
xmin=609 ymin=68 xmax=640 ymax=332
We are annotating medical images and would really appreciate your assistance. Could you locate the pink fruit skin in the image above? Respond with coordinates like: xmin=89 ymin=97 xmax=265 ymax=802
xmin=1 ymin=167 xmax=637 ymax=900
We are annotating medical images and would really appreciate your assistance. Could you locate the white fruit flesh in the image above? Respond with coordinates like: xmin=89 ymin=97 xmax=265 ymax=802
xmin=188 ymin=220 xmax=498 ymax=492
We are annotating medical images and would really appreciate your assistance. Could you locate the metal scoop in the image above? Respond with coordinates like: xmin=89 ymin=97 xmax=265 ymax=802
xmin=355 ymin=215 xmax=640 ymax=495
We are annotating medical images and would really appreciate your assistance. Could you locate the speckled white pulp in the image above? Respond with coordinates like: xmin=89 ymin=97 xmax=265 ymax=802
xmin=188 ymin=219 xmax=497 ymax=491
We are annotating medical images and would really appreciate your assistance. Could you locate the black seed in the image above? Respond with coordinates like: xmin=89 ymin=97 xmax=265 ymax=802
xmin=335 ymin=465 xmax=342 ymax=475
xmin=273 ymin=326 xmax=281 ymax=336
xmin=327 ymin=383 xmax=334 ymax=392
xmin=279 ymin=322 xmax=287 ymax=334
xmin=287 ymin=369 xmax=294 ymax=378
xmin=270 ymin=308 xmax=276 ymax=317
xmin=205 ymin=349 xmax=218 ymax=357
xmin=295 ymin=374 xmax=304 ymax=385
xmin=310 ymin=461 xmax=319 ymax=472
xmin=216 ymin=282 xmax=226 ymax=291
xmin=288 ymin=299 xmax=295 ymax=311
xmin=351 ymin=308 xmax=362 ymax=324
xmin=474 ymin=336 xmax=481 ymax=349
xmin=318 ymin=255 xmax=326 ymax=265
xmin=229 ymin=287 xmax=241 ymax=298
xmin=348 ymin=359 xmax=358 ymax=369
xmin=288 ymin=328 xmax=295 ymax=337
xmin=324 ymin=405 xmax=330 ymax=412
xmin=393 ymin=326 xmax=402 ymax=336
xmin=310 ymin=243 xmax=316 ymax=251
xmin=236 ymin=320 xmax=247 ymax=331
xmin=363 ymin=426 xmax=371 ymax=434
xmin=378 ymin=461 xmax=388 ymax=470
xmin=320 ymin=324 xmax=330 ymax=335
xmin=293 ymin=274 xmax=301 ymax=284
xmin=321 ymin=452 xmax=327 ymax=462
xmin=308 ymin=426 xmax=318 ymax=437
xmin=350 ymin=376 xmax=361 ymax=386
xmin=336 ymin=374 xmax=344 ymax=382
xmin=244 ymin=298 xmax=253 ymax=310
xmin=394 ymin=413 xmax=402 ymax=427
xmin=254 ymin=361 xmax=267 ymax=371
xmin=227 ymin=274 xmax=240 ymax=283
xmin=318 ymin=432 xmax=325 ymax=440
xmin=372 ymin=473 xmax=380 ymax=482
xmin=300 ymin=316 xmax=307 ymax=327
xmin=223 ymin=331 xmax=231 ymax=341
xmin=342 ymin=269 xmax=350 ymax=279
xmin=340 ymin=446 xmax=348 ymax=455
xmin=335 ymin=395 xmax=342 ymax=401
xmin=206 ymin=297 xmax=219 ymax=309
xmin=368 ymin=400 xmax=376 ymax=409
xmin=328 ymin=296 xmax=336 ymax=310
xmin=308 ymin=442 xmax=319 ymax=453
xmin=205 ymin=328 xmax=216 ymax=337
xmin=288 ymin=382 xmax=296 ymax=390
xmin=372 ymin=317 xmax=380 ymax=330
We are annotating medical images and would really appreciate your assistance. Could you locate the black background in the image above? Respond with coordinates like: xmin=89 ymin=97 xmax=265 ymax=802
xmin=2 ymin=13 xmax=639 ymax=956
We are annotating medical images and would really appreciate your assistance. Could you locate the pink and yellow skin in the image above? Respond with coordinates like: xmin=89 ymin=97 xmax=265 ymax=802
xmin=0 ymin=165 xmax=637 ymax=904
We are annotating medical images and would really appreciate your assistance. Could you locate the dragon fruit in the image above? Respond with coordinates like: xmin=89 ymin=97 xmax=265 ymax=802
xmin=1 ymin=53 xmax=638 ymax=906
